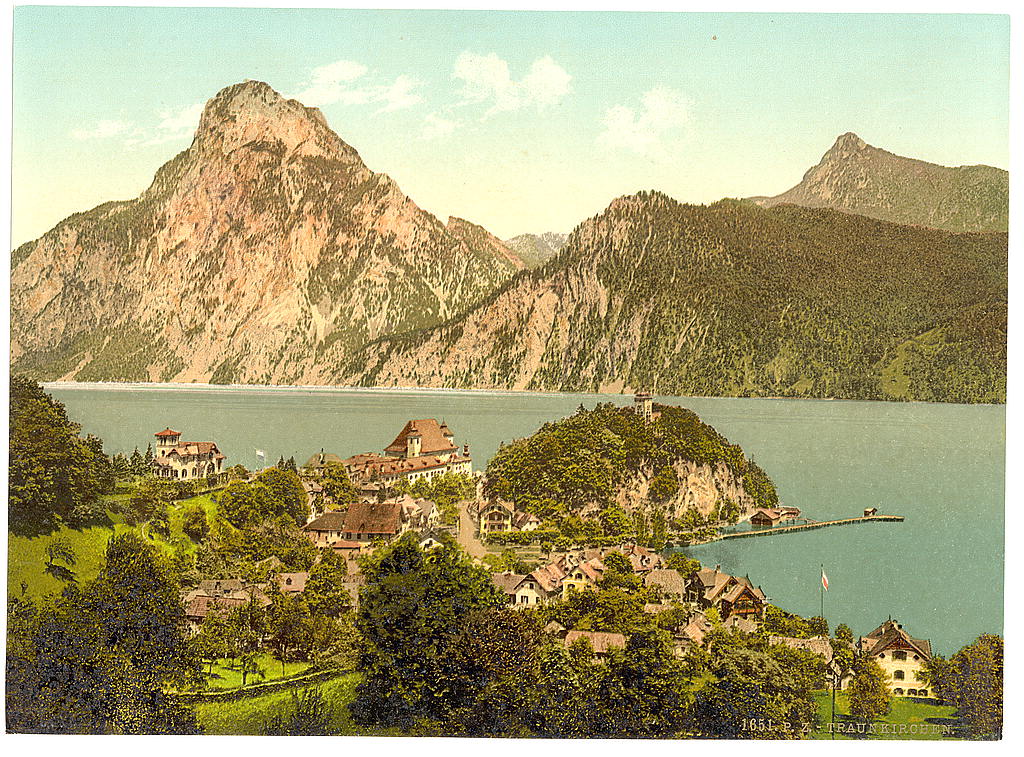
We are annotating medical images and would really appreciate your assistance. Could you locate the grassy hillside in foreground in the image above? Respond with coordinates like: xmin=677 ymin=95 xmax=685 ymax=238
xmin=7 ymin=492 xmax=217 ymax=599
xmin=809 ymin=690 xmax=958 ymax=740
xmin=193 ymin=672 xmax=402 ymax=736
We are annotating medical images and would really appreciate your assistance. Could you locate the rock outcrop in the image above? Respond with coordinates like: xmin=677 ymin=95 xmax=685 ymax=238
xmin=10 ymin=80 xmax=522 ymax=383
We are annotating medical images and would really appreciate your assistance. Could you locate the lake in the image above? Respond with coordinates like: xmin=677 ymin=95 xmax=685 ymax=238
xmin=46 ymin=383 xmax=1004 ymax=656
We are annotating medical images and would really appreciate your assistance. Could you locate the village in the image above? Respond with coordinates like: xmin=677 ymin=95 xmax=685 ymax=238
xmin=154 ymin=396 xmax=935 ymax=704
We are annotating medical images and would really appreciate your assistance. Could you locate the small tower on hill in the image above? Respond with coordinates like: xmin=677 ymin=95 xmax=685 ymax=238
xmin=634 ymin=391 xmax=653 ymax=423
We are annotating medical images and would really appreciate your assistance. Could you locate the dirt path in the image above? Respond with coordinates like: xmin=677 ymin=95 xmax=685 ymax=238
xmin=457 ymin=500 xmax=488 ymax=559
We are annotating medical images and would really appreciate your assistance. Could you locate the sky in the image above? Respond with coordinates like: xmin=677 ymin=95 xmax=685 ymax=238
xmin=10 ymin=7 xmax=1011 ymax=246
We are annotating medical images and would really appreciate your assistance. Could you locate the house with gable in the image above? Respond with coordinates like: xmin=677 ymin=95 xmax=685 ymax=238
xmin=151 ymin=427 xmax=226 ymax=481
xmin=858 ymin=619 xmax=933 ymax=697
xmin=691 ymin=566 xmax=767 ymax=619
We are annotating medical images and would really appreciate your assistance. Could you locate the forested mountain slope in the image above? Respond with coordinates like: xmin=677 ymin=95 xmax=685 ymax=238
xmin=344 ymin=192 xmax=1006 ymax=403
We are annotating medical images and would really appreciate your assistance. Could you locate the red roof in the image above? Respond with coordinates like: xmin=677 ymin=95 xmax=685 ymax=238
xmin=155 ymin=428 xmax=181 ymax=437
xmin=343 ymin=501 xmax=402 ymax=536
xmin=384 ymin=419 xmax=458 ymax=457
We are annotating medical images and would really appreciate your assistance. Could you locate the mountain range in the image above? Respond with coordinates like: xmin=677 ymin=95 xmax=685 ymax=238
xmin=750 ymin=132 xmax=1008 ymax=233
xmin=9 ymin=81 xmax=1008 ymax=402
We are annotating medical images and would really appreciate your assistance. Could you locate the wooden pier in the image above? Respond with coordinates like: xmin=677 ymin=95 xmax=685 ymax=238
xmin=717 ymin=514 xmax=904 ymax=541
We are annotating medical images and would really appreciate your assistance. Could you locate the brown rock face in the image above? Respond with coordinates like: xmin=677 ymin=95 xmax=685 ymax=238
xmin=11 ymin=80 xmax=520 ymax=384
xmin=752 ymin=132 xmax=1008 ymax=232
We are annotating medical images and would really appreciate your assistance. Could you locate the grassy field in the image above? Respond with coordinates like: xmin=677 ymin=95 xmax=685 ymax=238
xmin=809 ymin=690 xmax=959 ymax=740
xmin=204 ymin=653 xmax=310 ymax=691
xmin=194 ymin=671 xmax=401 ymax=736
xmin=7 ymin=489 xmax=218 ymax=599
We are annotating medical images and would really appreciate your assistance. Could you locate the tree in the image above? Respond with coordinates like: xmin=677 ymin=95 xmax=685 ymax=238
xmin=598 ymin=550 xmax=642 ymax=591
xmin=5 ymin=533 xmax=201 ymax=733
xmin=688 ymin=632 xmax=825 ymax=739
xmin=43 ymin=537 xmax=78 ymax=584
xmin=254 ymin=467 xmax=308 ymax=524
xmin=265 ymin=583 xmax=310 ymax=674
xmin=320 ymin=462 xmax=358 ymax=507
xmin=924 ymin=634 xmax=1002 ymax=739
xmin=830 ymin=624 xmax=856 ymax=684
xmin=262 ymin=688 xmax=335 ymax=735
xmin=350 ymin=533 xmax=504 ymax=728
xmin=181 ymin=504 xmax=210 ymax=540
xmin=304 ymin=550 xmax=353 ymax=618
xmin=128 ymin=478 xmax=171 ymax=526
xmin=191 ymin=611 xmax=230 ymax=675
xmin=665 ymin=552 xmax=701 ymax=580
xmin=8 ymin=376 xmax=114 ymax=534
xmin=649 ymin=465 xmax=680 ymax=502
xmin=848 ymin=655 xmax=892 ymax=722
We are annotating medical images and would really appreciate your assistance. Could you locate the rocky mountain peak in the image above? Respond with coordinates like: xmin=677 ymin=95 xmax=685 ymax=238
xmin=830 ymin=131 xmax=868 ymax=152
xmin=193 ymin=79 xmax=352 ymax=160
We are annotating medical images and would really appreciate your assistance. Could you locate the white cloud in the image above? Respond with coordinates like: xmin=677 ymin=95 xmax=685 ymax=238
xmin=421 ymin=113 xmax=459 ymax=140
xmin=597 ymin=87 xmax=692 ymax=157
xmin=376 ymin=75 xmax=424 ymax=113
xmin=292 ymin=61 xmax=423 ymax=114
xmin=70 ymin=119 xmax=132 ymax=141
xmin=295 ymin=60 xmax=370 ymax=106
xmin=454 ymin=52 xmax=571 ymax=116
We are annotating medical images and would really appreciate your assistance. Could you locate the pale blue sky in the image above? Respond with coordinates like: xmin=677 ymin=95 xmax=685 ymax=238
xmin=12 ymin=7 xmax=1010 ymax=246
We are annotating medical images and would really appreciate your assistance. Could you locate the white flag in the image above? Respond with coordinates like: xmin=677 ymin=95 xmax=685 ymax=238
xmin=255 ymin=449 xmax=266 ymax=459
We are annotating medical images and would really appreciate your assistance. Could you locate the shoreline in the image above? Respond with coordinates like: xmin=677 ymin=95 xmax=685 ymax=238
xmin=40 ymin=380 xmax=1006 ymax=408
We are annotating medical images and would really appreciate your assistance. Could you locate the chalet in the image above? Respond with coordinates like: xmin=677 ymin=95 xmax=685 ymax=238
xmin=151 ymin=428 xmax=226 ymax=481
xmin=478 ymin=500 xmax=514 ymax=533
xmin=303 ymin=511 xmax=349 ymax=547
xmin=492 ymin=561 xmax=566 ymax=607
xmin=692 ymin=566 xmax=767 ymax=619
xmin=858 ymin=619 xmax=933 ymax=697
xmin=513 ymin=511 xmax=542 ymax=531
xmin=397 ymin=494 xmax=441 ymax=530
xmin=493 ymin=571 xmax=527 ymax=604
xmin=341 ymin=501 xmax=403 ymax=542
xmin=562 ymin=558 xmax=605 ymax=596
xmin=564 ymin=630 xmax=626 ymax=660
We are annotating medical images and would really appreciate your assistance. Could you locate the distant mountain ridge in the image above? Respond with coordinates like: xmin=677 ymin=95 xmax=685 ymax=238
xmin=10 ymin=81 xmax=523 ymax=384
xmin=343 ymin=192 xmax=1006 ymax=403
xmin=504 ymin=232 xmax=568 ymax=268
xmin=750 ymin=132 xmax=1008 ymax=233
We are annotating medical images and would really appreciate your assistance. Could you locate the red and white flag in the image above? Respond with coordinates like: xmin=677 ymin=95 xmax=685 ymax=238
xmin=821 ymin=568 xmax=829 ymax=591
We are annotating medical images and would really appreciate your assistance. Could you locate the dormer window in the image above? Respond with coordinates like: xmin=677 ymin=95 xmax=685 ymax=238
xmin=894 ymin=650 xmax=907 ymax=661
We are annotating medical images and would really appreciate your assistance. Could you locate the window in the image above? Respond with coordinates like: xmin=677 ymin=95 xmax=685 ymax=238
xmin=878 ymin=653 xmax=885 ymax=659
xmin=894 ymin=670 xmax=905 ymax=680
xmin=893 ymin=650 xmax=907 ymax=661
xmin=919 ymin=689 xmax=928 ymax=697
xmin=894 ymin=688 xmax=904 ymax=696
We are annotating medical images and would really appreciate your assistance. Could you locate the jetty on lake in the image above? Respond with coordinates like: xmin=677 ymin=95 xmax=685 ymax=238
xmin=719 ymin=512 xmax=904 ymax=541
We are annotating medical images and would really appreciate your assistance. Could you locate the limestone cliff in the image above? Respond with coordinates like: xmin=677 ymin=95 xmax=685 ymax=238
xmin=10 ymin=80 xmax=522 ymax=384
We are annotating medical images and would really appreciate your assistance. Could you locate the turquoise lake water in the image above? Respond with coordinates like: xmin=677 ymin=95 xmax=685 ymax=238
xmin=46 ymin=383 xmax=1004 ymax=656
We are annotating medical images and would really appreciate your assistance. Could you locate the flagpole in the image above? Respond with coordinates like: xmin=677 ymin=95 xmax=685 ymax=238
xmin=820 ymin=563 xmax=824 ymax=620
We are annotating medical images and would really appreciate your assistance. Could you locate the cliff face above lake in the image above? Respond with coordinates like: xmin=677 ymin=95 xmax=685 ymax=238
xmin=751 ymin=132 xmax=1009 ymax=233
xmin=345 ymin=192 xmax=1006 ymax=403
xmin=10 ymin=80 xmax=522 ymax=384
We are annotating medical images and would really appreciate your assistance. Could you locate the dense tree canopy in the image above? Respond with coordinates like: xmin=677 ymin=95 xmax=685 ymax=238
xmin=6 ymin=533 xmax=201 ymax=733
xmin=8 ymin=376 xmax=115 ymax=534
xmin=925 ymin=634 xmax=1002 ymax=739
xmin=350 ymin=533 xmax=504 ymax=728
xmin=484 ymin=403 xmax=777 ymax=520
